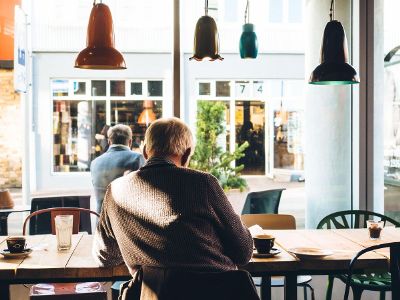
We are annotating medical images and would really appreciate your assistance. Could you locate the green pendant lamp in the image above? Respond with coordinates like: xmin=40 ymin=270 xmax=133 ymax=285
xmin=239 ymin=0 xmax=258 ymax=59
xmin=309 ymin=0 xmax=359 ymax=85
xmin=75 ymin=0 xmax=126 ymax=70
xmin=190 ymin=0 xmax=223 ymax=61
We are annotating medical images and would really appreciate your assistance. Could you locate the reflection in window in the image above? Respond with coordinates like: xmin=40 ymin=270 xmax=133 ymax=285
xmin=73 ymin=82 xmax=86 ymax=95
xmin=199 ymin=82 xmax=211 ymax=96
xmin=110 ymin=80 xmax=125 ymax=96
xmin=111 ymin=100 xmax=162 ymax=150
xmin=269 ymin=0 xmax=283 ymax=23
xmin=235 ymin=101 xmax=265 ymax=175
xmin=274 ymin=109 xmax=304 ymax=170
xmin=148 ymin=81 xmax=163 ymax=97
xmin=91 ymin=80 xmax=107 ymax=96
xmin=52 ymin=80 xmax=69 ymax=96
xmin=216 ymin=81 xmax=230 ymax=97
xmin=53 ymin=100 xmax=106 ymax=172
xmin=131 ymin=82 xmax=143 ymax=95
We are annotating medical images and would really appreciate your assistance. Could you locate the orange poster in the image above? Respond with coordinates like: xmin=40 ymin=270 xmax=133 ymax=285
xmin=0 ymin=0 xmax=21 ymax=61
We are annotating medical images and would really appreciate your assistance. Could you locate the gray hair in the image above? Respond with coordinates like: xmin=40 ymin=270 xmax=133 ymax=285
xmin=107 ymin=124 xmax=132 ymax=145
xmin=144 ymin=118 xmax=193 ymax=156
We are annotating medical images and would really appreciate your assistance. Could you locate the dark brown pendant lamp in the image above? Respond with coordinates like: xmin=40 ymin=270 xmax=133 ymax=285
xmin=190 ymin=0 xmax=223 ymax=61
xmin=75 ymin=0 xmax=126 ymax=69
xmin=309 ymin=0 xmax=359 ymax=85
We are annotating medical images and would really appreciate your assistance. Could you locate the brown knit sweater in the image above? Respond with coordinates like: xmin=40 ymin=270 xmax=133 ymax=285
xmin=92 ymin=161 xmax=253 ymax=272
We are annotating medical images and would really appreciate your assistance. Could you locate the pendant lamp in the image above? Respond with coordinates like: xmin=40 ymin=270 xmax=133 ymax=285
xmin=239 ymin=0 xmax=258 ymax=59
xmin=309 ymin=0 xmax=359 ymax=85
xmin=75 ymin=0 xmax=126 ymax=70
xmin=190 ymin=0 xmax=223 ymax=61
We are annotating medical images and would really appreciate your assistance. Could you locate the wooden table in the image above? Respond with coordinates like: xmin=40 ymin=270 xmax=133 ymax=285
xmin=244 ymin=228 xmax=398 ymax=300
xmin=0 ymin=229 xmax=397 ymax=300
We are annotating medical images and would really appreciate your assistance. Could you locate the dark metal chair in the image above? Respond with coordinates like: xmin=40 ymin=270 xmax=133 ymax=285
xmin=317 ymin=210 xmax=400 ymax=300
xmin=241 ymin=188 xmax=285 ymax=214
xmin=343 ymin=242 xmax=400 ymax=300
xmin=29 ymin=196 xmax=92 ymax=235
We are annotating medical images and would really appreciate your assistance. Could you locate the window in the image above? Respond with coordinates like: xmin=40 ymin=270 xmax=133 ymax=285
xmin=288 ymin=0 xmax=302 ymax=23
xmin=269 ymin=0 xmax=283 ymax=23
xmin=268 ymin=0 xmax=303 ymax=24
xmin=51 ymin=79 xmax=164 ymax=173
xmin=196 ymin=79 xmax=304 ymax=176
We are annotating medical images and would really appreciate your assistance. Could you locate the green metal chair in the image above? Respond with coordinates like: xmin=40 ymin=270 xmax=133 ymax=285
xmin=317 ymin=210 xmax=400 ymax=300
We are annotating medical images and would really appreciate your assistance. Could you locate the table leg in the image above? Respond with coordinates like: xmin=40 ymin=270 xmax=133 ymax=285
xmin=260 ymin=276 xmax=271 ymax=300
xmin=0 ymin=213 xmax=10 ymax=235
xmin=284 ymin=274 xmax=297 ymax=300
xmin=0 ymin=283 xmax=10 ymax=300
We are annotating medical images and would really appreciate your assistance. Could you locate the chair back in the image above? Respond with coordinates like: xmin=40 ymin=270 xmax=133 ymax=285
xmin=23 ymin=207 xmax=99 ymax=235
xmin=317 ymin=210 xmax=400 ymax=229
xmin=241 ymin=214 xmax=296 ymax=229
xmin=241 ymin=188 xmax=285 ymax=215
xmin=344 ymin=242 xmax=400 ymax=300
xmin=139 ymin=267 xmax=260 ymax=300
xmin=30 ymin=196 xmax=91 ymax=234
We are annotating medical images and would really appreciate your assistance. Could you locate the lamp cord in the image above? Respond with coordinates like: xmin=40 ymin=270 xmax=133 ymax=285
xmin=205 ymin=0 xmax=208 ymax=16
xmin=329 ymin=0 xmax=335 ymax=21
xmin=244 ymin=0 xmax=250 ymax=24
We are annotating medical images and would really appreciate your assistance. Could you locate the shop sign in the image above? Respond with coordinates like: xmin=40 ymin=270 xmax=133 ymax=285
xmin=14 ymin=5 xmax=27 ymax=93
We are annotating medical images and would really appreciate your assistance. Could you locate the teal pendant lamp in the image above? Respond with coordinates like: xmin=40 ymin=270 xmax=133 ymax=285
xmin=190 ymin=0 xmax=223 ymax=61
xmin=239 ymin=0 xmax=258 ymax=59
xmin=309 ymin=0 xmax=359 ymax=85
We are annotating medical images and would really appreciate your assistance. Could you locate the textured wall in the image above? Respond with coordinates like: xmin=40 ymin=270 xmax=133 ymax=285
xmin=0 ymin=69 xmax=22 ymax=187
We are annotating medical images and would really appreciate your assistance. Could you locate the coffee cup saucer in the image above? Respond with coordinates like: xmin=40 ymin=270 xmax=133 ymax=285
xmin=253 ymin=248 xmax=281 ymax=258
xmin=0 ymin=248 xmax=33 ymax=259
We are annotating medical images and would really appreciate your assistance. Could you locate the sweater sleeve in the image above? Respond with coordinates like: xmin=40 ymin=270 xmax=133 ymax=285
xmin=206 ymin=174 xmax=253 ymax=266
xmin=92 ymin=185 xmax=124 ymax=267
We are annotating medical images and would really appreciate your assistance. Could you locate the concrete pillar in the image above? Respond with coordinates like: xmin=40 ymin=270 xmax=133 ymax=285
xmin=305 ymin=0 xmax=352 ymax=228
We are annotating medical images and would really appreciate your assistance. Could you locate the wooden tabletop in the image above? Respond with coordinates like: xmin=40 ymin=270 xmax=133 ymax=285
xmin=0 ymin=229 xmax=396 ymax=283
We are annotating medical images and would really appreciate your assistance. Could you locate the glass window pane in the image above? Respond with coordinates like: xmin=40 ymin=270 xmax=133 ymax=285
xmin=208 ymin=0 xmax=219 ymax=21
xmin=216 ymin=81 xmax=231 ymax=97
xmin=283 ymin=80 xmax=304 ymax=97
xmin=91 ymin=80 xmax=106 ymax=96
xmin=131 ymin=82 xmax=143 ymax=95
xmin=110 ymin=80 xmax=125 ymax=96
xmin=199 ymin=82 xmax=211 ymax=96
xmin=73 ymin=81 xmax=86 ymax=96
xmin=52 ymin=80 xmax=69 ymax=97
xmin=224 ymin=0 xmax=238 ymax=22
xmin=265 ymin=80 xmax=283 ymax=98
xmin=269 ymin=0 xmax=283 ymax=23
xmin=111 ymin=100 xmax=163 ymax=151
xmin=288 ymin=0 xmax=303 ymax=23
xmin=274 ymin=109 xmax=304 ymax=170
xmin=235 ymin=101 xmax=265 ymax=175
xmin=148 ymin=80 xmax=163 ymax=97
xmin=235 ymin=81 xmax=250 ymax=98
xmin=253 ymin=81 xmax=264 ymax=98
xmin=53 ymin=100 xmax=106 ymax=172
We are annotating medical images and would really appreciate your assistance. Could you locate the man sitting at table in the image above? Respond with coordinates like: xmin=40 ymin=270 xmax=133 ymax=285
xmin=90 ymin=124 xmax=145 ymax=214
xmin=93 ymin=117 xmax=253 ymax=276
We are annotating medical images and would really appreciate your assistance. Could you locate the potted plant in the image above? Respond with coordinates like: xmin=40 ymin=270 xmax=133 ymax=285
xmin=190 ymin=101 xmax=249 ymax=213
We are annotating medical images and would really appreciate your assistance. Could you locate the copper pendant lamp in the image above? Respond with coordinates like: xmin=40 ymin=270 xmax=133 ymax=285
xmin=75 ymin=1 xmax=126 ymax=70
xmin=309 ymin=0 xmax=359 ymax=85
xmin=190 ymin=0 xmax=223 ymax=61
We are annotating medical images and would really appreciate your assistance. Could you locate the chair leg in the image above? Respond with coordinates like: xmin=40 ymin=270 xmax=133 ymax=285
xmin=352 ymin=287 xmax=363 ymax=300
xmin=303 ymin=285 xmax=308 ymax=300
xmin=379 ymin=291 xmax=385 ymax=300
xmin=325 ymin=275 xmax=334 ymax=300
